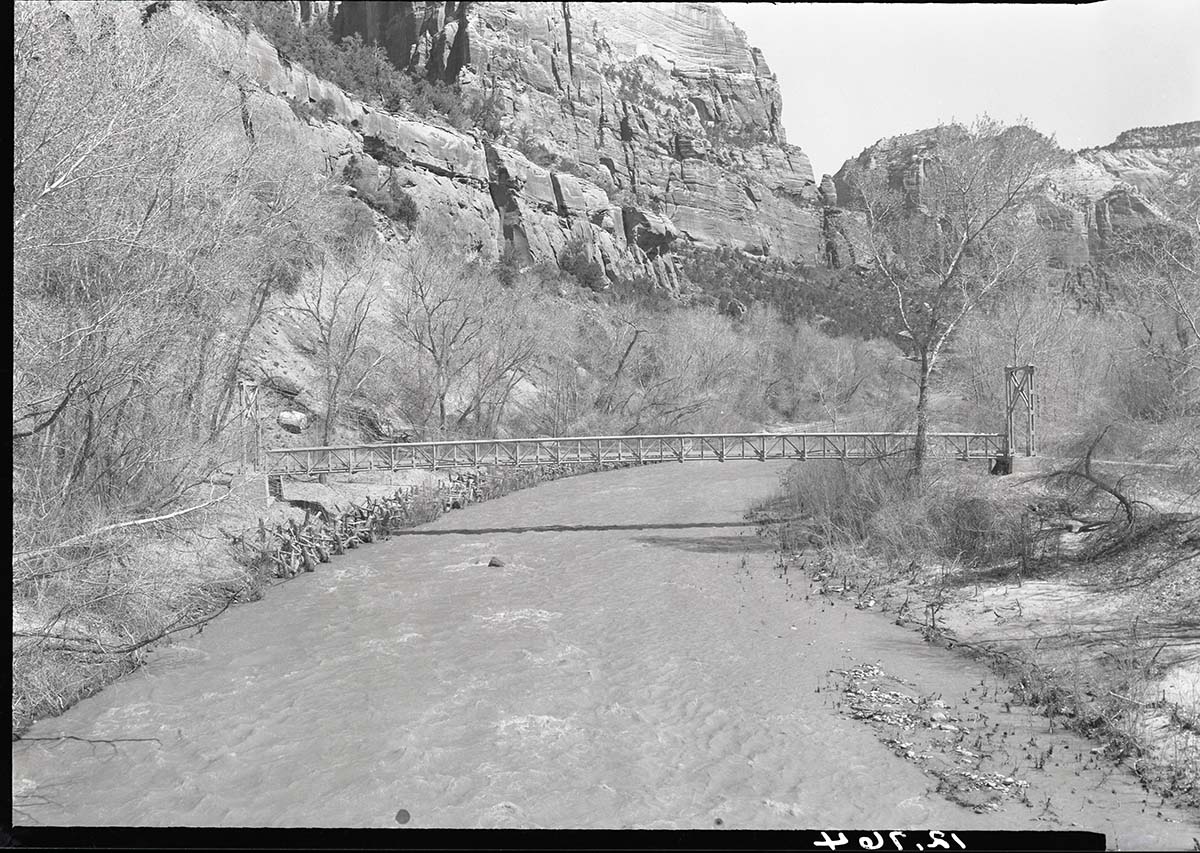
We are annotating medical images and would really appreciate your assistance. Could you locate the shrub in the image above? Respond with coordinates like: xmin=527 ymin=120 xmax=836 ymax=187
xmin=362 ymin=136 xmax=406 ymax=169
xmin=342 ymin=155 xmax=363 ymax=185
xmin=606 ymin=186 xmax=639 ymax=208
xmin=512 ymin=125 xmax=557 ymax=167
xmin=555 ymin=157 xmax=587 ymax=179
xmin=382 ymin=184 xmax=419 ymax=228
xmin=287 ymin=96 xmax=317 ymax=123
xmin=496 ymin=244 xmax=524 ymax=287
xmin=759 ymin=460 xmax=1028 ymax=567
xmin=559 ymin=236 xmax=608 ymax=290
xmin=363 ymin=182 xmax=418 ymax=228
xmin=348 ymin=165 xmax=419 ymax=229
xmin=315 ymin=97 xmax=337 ymax=119
xmin=287 ymin=96 xmax=337 ymax=124
xmin=331 ymin=197 xmax=378 ymax=247
xmin=465 ymin=85 xmax=505 ymax=138
xmin=930 ymin=485 xmax=1023 ymax=565
xmin=263 ymin=256 xmax=305 ymax=296
xmin=678 ymin=245 xmax=887 ymax=337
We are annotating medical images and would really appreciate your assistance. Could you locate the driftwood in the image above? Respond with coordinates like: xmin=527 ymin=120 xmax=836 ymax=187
xmin=15 ymin=488 xmax=235 ymax=561
xmin=13 ymin=596 xmax=237 ymax=656
xmin=1036 ymin=427 xmax=1161 ymax=558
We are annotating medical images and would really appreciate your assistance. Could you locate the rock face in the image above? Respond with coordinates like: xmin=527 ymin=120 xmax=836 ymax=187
xmin=331 ymin=1 xmax=471 ymax=82
xmin=1076 ymin=121 xmax=1199 ymax=199
xmin=176 ymin=1 xmax=824 ymax=295
xmin=823 ymin=121 xmax=1199 ymax=291
xmin=328 ymin=1 xmax=823 ymax=268
xmin=156 ymin=0 xmax=826 ymax=436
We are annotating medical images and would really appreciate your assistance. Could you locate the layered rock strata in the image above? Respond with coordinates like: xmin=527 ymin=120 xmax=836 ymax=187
xmin=821 ymin=121 xmax=1199 ymax=292
xmin=324 ymin=1 xmax=824 ymax=270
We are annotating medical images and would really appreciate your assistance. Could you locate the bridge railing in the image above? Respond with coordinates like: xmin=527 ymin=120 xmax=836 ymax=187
xmin=264 ymin=431 xmax=1007 ymax=476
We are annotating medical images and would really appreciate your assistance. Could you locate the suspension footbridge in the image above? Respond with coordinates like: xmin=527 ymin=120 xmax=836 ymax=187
xmin=257 ymin=366 xmax=1036 ymax=478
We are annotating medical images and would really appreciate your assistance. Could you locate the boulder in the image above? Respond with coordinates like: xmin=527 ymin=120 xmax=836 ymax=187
xmin=623 ymin=207 xmax=679 ymax=254
xmin=277 ymin=411 xmax=310 ymax=434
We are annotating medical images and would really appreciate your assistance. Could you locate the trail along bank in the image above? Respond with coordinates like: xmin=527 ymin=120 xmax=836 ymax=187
xmin=10 ymin=462 xmax=1199 ymax=843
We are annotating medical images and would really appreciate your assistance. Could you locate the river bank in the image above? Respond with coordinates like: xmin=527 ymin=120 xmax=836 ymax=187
xmin=751 ymin=460 xmax=1200 ymax=814
xmin=11 ymin=461 xmax=638 ymax=739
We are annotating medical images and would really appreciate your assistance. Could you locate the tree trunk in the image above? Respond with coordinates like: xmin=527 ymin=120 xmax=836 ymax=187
xmin=211 ymin=284 xmax=271 ymax=437
xmin=602 ymin=329 xmax=641 ymax=414
xmin=319 ymin=383 xmax=339 ymax=486
xmin=913 ymin=351 xmax=932 ymax=485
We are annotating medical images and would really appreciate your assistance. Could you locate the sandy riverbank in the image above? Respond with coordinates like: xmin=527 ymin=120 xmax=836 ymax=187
xmin=756 ymin=462 xmax=1200 ymax=813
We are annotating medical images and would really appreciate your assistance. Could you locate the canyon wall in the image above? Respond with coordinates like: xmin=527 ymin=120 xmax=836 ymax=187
xmin=186 ymin=1 xmax=825 ymax=298
xmin=822 ymin=121 xmax=1199 ymax=294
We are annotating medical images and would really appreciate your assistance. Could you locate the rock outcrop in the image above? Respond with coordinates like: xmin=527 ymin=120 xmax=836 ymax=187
xmin=328 ymin=1 xmax=824 ymax=267
xmin=173 ymin=1 xmax=824 ymax=296
xmin=822 ymin=121 xmax=1199 ymax=291
xmin=330 ymin=1 xmax=471 ymax=83
xmin=1076 ymin=121 xmax=1199 ymax=199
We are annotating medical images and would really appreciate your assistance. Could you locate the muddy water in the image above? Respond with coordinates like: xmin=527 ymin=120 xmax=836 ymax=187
xmin=11 ymin=463 xmax=1198 ymax=843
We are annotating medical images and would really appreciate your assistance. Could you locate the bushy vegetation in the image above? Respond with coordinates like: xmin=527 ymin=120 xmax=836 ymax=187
xmin=340 ymin=158 xmax=419 ymax=228
xmin=202 ymin=0 xmax=495 ymax=132
xmin=678 ymin=245 xmax=887 ymax=337
xmin=558 ymin=236 xmax=608 ymax=291
xmin=763 ymin=461 xmax=1025 ymax=567
xmin=287 ymin=94 xmax=337 ymax=124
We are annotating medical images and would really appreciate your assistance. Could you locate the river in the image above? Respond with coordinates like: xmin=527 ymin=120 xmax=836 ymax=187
xmin=10 ymin=461 xmax=1198 ymax=844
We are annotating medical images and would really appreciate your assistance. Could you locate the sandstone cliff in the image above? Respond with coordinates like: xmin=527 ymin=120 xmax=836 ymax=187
xmin=823 ymin=121 xmax=1199 ymax=294
xmin=318 ymin=1 xmax=823 ymax=272
xmin=172 ymin=0 xmax=824 ymax=297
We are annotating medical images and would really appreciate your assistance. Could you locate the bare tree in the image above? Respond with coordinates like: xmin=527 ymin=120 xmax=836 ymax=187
xmin=285 ymin=241 xmax=393 ymax=448
xmin=594 ymin=303 xmax=648 ymax=418
xmin=389 ymin=235 xmax=493 ymax=433
xmin=11 ymin=2 xmax=345 ymax=729
xmin=12 ymin=2 xmax=330 ymax=515
xmin=456 ymin=280 xmax=546 ymax=435
xmin=596 ymin=307 xmax=757 ymax=434
xmin=1106 ymin=187 xmax=1200 ymax=416
xmin=842 ymin=118 xmax=1060 ymax=479
xmin=790 ymin=324 xmax=878 ymax=429
xmin=13 ymin=4 xmax=267 ymax=519
xmin=389 ymin=232 xmax=549 ymax=436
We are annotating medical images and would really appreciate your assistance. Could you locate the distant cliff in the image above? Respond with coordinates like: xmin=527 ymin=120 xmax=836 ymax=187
xmin=822 ymin=121 xmax=1199 ymax=294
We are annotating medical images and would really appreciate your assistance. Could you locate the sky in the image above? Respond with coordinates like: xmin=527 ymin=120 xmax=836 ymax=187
xmin=719 ymin=0 xmax=1200 ymax=179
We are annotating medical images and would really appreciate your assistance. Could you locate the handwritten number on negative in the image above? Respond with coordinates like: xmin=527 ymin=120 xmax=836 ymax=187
xmin=927 ymin=831 xmax=966 ymax=850
xmin=815 ymin=832 xmax=850 ymax=850
xmin=858 ymin=832 xmax=885 ymax=850
xmin=814 ymin=831 xmax=964 ymax=851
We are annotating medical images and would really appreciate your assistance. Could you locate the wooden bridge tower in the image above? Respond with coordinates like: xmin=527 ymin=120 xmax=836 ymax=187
xmin=1003 ymin=364 xmax=1036 ymax=465
xmin=237 ymin=379 xmax=262 ymax=472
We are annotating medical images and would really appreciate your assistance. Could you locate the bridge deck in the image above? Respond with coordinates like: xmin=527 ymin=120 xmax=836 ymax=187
xmin=265 ymin=432 xmax=1007 ymax=476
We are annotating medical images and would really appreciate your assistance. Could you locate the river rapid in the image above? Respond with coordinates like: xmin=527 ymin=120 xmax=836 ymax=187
xmin=11 ymin=462 xmax=1199 ymax=844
